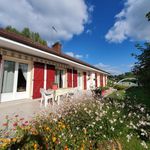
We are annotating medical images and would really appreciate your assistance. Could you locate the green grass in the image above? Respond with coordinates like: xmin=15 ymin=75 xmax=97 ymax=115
xmin=126 ymin=87 xmax=150 ymax=107
xmin=107 ymin=90 xmax=126 ymax=100
xmin=120 ymin=136 xmax=150 ymax=150
xmin=106 ymin=87 xmax=150 ymax=149
xmin=108 ymin=86 xmax=150 ymax=107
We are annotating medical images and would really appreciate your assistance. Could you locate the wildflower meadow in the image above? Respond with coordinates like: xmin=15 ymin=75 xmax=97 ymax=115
xmin=0 ymin=93 xmax=150 ymax=149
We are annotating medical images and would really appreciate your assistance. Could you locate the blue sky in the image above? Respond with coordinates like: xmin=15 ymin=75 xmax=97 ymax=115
xmin=0 ymin=0 xmax=150 ymax=74
xmin=63 ymin=0 xmax=150 ymax=75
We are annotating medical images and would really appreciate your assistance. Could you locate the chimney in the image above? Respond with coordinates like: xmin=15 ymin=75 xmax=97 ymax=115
xmin=52 ymin=42 xmax=61 ymax=53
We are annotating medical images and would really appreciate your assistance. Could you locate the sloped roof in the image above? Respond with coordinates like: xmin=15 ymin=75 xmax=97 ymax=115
xmin=0 ymin=29 xmax=110 ymax=75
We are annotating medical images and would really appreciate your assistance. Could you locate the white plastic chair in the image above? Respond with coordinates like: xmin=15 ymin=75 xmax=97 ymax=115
xmin=40 ymin=88 xmax=54 ymax=107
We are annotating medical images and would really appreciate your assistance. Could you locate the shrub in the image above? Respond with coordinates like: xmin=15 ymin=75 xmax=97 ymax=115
xmin=113 ymin=84 xmax=128 ymax=90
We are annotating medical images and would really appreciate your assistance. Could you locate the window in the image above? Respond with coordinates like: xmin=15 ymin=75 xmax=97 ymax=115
xmin=55 ymin=70 xmax=64 ymax=88
xmin=17 ymin=63 xmax=28 ymax=92
xmin=78 ymin=72 xmax=81 ymax=87
xmin=2 ymin=60 xmax=15 ymax=93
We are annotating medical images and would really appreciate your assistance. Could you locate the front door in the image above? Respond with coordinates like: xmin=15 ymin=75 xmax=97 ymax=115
xmin=1 ymin=60 xmax=30 ymax=102
xmin=33 ymin=62 xmax=44 ymax=99
xmin=73 ymin=69 xmax=77 ymax=88
xmin=83 ymin=72 xmax=87 ymax=90
xmin=67 ymin=69 xmax=72 ymax=88
xmin=46 ymin=65 xmax=55 ymax=89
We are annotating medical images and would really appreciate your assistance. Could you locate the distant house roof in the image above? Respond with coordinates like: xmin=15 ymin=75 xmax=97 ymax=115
xmin=0 ymin=29 xmax=110 ymax=75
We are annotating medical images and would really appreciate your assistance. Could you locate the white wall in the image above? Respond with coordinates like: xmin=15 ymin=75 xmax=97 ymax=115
xmin=103 ymin=75 xmax=106 ymax=87
xmin=77 ymin=71 xmax=83 ymax=90
xmin=97 ymin=74 xmax=100 ymax=87
xmin=0 ymin=55 xmax=3 ymax=102
xmin=90 ymin=72 xmax=95 ymax=89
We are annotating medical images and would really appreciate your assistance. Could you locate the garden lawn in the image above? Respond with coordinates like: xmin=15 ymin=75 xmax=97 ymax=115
xmin=126 ymin=87 xmax=150 ymax=107
xmin=107 ymin=90 xmax=126 ymax=100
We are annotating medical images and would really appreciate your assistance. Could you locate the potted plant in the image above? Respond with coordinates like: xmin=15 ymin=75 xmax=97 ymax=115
xmin=101 ymin=86 xmax=109 ymax=96
xmin=52 ymin=82 xmax=58 ymax=90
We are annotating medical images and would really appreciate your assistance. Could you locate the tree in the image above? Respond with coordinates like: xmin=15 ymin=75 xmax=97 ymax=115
xmin=4 ymin=26 xmax=47 ymax=46
xmin=5 ymin=26 xmax=20 ymax=34
xmin=133 ymin=43 xmax=150 ymax=88
xmin=146 ymin=12 xmax=150 ymax=21
xmin=22 ymin=28 xmax=31 ymax=38
xmin=132 ymin=13 xmax=150 ymax=89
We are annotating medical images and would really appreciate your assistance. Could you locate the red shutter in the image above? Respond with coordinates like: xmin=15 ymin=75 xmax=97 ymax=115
xmin=104 ymin=75 xmax=107 ymax=86
xmin=0 ymin=55 xmax=2 ymax=69
xmin=33 ymin=62 xmax=44 ymax=99
xmin=99 ymin=74 xmax=101 ymax=86
xmin=95 ymin=73 xmax=97 ymax=87
xmin=46 ymin=65 xmax=55 ymax=89
xmin=100 ymin=74 xmax=103 ymax=87
xmin=67 ymin=69 xmax=72 ymax=88
xmin=73 ymin=69 xmax=77 ymax=87
xmin=83 ymin=72 xmax=87 ymax=90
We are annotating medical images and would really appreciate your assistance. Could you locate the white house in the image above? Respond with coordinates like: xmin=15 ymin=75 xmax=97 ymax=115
xmin=0 ymin=29 xmax=109 ymax=102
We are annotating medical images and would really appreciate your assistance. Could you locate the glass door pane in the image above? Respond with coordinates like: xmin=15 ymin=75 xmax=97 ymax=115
xmin=55 ymin=70 xmax=64 ymax=88
xmin=2 ymin=60 xmax=15 ymax=93
xmin=60 ymin=70 xmax=63 ymax=88
xmin=55 ymin=70 xmax=60 ymax=87
xmin=78 ymin=73 xmax=81 ymax=87
xmin=17 ymin=63 xmax=28 ymax=92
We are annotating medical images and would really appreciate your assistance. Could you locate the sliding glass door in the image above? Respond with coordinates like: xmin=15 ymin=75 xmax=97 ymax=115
xmin=17 ymin=63 xmax=28 ymax=92
xmin=1 ymin=60 xmax=30 ymax=102
xmin=78 ymin=72 xmax=83 ymax=90
xmin=55 ymin=70 xmax=64 ymax=88
xmin=2 ymin=60 xmax=15 ymax=93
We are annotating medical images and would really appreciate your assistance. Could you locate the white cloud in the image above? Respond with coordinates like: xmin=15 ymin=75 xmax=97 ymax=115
xmin=121 ymin=63 xmax=134 ymax=68
xmin=65 ymin=51 xmax=89 ymax=59
xmin=65 ymin=52 xmax=83 ymax=59
xmin=0 ymin=0 xmax=90 ymax=44
xmin=105 ymin=0 xmax=150 ymax=43
xmin=86 ymin=29 xmax=92 ymax=34
xmin=88 ymin=5 xmax=94 ymax=13
xmin=65 ymin=52 xmax=74 ymax=57
xmin=95 ymin=62 xmax=123 ymax=75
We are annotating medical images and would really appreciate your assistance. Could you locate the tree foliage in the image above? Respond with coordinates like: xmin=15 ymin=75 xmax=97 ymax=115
xmin=132 ymin=13 xmax=150 ymax=89
xmin=133 ymin=43 xmax=150 ymax=89
xmin=146 ymin=12 xmax=150 ymax=21
xmin=5 ymin=26 xmax=47 ymax=46
xmin=112 ymin=72 xmax=135 ymax=82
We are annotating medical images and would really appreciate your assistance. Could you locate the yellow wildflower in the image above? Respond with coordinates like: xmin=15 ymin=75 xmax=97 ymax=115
xmin=80 ymin=143 xmax=85 ymax=150
xmin=52 ymin=136 xmax=56 ymax=143
xmin=46 ymin=127 xmax=50 ymax=131
xmin=34 ymin=143 xmax=38 ymax=150
xmin=12 ymin=138 xmax=17 ymax=142
xmin=61 ymin=124 xmax=65 ymax=129
xmin=1 ymin=143 xmax=7 ymax=148
xmin=64 ymin=145 xmax=69 ymax=150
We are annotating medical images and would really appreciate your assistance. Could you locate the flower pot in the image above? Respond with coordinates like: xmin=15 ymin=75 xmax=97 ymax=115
xmin=52 ymin=84 xmax=58 ymax=90
xmin=101 ymin=90 xmax=105 ymax=96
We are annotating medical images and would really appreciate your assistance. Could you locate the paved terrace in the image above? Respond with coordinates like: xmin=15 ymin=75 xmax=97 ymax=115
xmin=0 ymin=88 xmax=115 ymax=127
xmin=0 ymin=91 xmax=90 ymax=126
